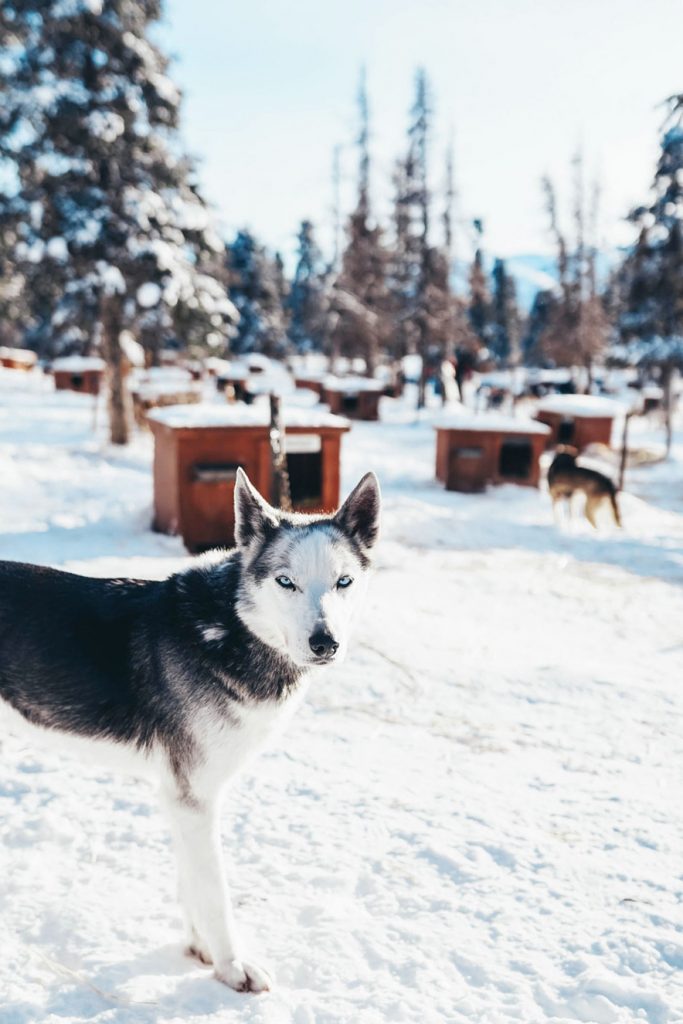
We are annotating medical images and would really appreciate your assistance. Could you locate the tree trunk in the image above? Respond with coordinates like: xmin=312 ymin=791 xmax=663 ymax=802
xmin=416 ymin=319 xmax=427 ymax=410
xmin=662 ymin=363 xmax=674 ymax=458
xmin=269 ymin=393 xmax=292 ymax=511
xmin=584 ymin=356 xmax=593 ymax=394
xmin=618 ymin=412 xmax=630 ymax=491
xmin=101 ymin=293 xmax=133 ymax=445
xmin=365 ymin=339 xmax=378 ymax=379
xmin=416 ymin=369 xmax=427 ymax=410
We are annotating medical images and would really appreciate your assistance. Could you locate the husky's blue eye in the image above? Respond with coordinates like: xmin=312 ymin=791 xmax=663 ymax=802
xmin=337 ymin=575 xmax=353 ymax=589
xmin=275 ymin=575 xmax=295 ymax=590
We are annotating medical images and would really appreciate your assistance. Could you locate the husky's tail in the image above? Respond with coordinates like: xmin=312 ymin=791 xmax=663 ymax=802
xmin=610 ymin=491 xmax=622 ymax=528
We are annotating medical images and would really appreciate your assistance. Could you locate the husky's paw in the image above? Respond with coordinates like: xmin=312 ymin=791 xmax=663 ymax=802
xmin=215 ymin=958 xmax=272 ymax=993
xmin=185 ymin=941 xmax=213 ymax=966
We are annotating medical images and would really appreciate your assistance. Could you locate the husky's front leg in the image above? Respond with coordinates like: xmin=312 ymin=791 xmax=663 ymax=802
xmin=160 ymin=789 xmax=272 ymax=993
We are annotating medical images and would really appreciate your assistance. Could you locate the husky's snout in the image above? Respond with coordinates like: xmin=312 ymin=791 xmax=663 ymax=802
xmin=308 ymin=628 xmax=339 ymax=662
xmin=234 ymin=468 xmax=381 ymax=671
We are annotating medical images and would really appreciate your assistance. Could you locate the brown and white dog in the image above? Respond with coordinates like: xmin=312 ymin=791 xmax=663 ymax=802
xmin=547 ymin=446 xmax=621 ymax=528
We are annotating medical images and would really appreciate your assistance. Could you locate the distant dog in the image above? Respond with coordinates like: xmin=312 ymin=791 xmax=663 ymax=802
xmin=0 ymin=468 xmax=381 ymax=993
xmin=547 ymin=446 xmax=621 ymax=528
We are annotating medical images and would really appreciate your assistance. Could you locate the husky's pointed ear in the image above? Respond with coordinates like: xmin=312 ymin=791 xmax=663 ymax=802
xmin=234 ymin=468 xmax=279 ymax=550
xmin=333 ymin=472 xmax=381 ymax=553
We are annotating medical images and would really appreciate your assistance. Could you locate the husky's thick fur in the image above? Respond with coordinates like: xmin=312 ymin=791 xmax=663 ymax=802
xmin=0 ymin=468 xmax=381 ymax=993
xmin=547 ymin=446 xmax=621 ymax=528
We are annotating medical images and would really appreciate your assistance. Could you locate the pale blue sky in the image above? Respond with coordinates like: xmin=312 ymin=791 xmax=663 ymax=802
xmin=161 ymin=0 xmax=683 ymax=265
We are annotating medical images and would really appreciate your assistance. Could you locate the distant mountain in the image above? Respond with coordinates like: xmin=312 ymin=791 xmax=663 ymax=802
xmin=452 ymin=250 xmax=619 ymax=312
xmin=497 ymin=254 xmax=559 ymax=311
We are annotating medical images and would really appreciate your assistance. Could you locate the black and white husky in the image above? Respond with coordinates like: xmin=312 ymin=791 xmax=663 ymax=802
xmin=0 ymin=468 xmax=381 ymax=993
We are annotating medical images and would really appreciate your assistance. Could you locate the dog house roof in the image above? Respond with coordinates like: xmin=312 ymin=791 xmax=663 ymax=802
xmin=433 ymin=411 xmax=551 ymax=435
xmin=323 ymin=375 xmax=385 ymax=393
xmin=0 ymin=346 xmax=37 ymax=364
xmin=51 ymin=356 xmax=106 ymax=372
xmin=147 ymin=403 xmax=350 ymax=430
xmin=535 ymin=394 xmax=627 ymax=418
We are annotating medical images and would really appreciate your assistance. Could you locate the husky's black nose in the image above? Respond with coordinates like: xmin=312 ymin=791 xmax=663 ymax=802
xmin=309 ymin=629 xmax=339 ymax=660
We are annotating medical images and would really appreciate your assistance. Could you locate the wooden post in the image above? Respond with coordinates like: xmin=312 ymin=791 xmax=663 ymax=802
xmin=101 ymin=293 xmax=133 ymax=445
xmin=663 ymin=363 xmax=673 ymax=458
xmin=269 ymin=393 xmax=292 ymax=511
xmin=618 ymin=411 xmax=631 ymax=492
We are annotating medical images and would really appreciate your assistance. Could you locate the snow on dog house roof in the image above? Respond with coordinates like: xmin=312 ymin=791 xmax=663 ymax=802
xmin=433 ymin=411 xmax=551 ymax=436
xmin=210 ymin=359 xmax=249 ymax=379
xmin=535 ymin=394 xmax=627 ymax=418
xmin=147 ymin=403 xmax=350 ymax=431
xmin=323 ymin=375 xmax=384 ymax=393
xmin=52 ymin=356 xmax=106 ymax=372
xmin=0 ymin=346 xmax=37 ymax=364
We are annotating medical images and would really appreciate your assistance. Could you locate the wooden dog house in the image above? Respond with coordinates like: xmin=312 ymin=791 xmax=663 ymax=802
xmin=131 ymin=371 xmax=201 ymax=428
xmin=0 ymin=346 xmax=38 ymax=371
xmin=52 ymin=356 xmax=106 ymax=395
xmin=323 ymin=378 xmax=383 ymax=421
xmin=148 ymin=405 xmax=350 ymax=552
xmin=435 ymin=414 xmax=550 ymax=492
xmin=534 ymin=395 xmax=624 ymax=450
xmin=294 ymin=374 xmax=326 ymax=399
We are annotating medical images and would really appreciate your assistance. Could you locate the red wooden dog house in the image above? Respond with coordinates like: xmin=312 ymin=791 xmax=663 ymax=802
xmin=534 ymin=395 xmax=624 ymax=450
xmin=435 ymin=414 xmax=550 ymax=492
xmin=52 ymin=356 xmax=106 ymax=395
xmin=148 ymin=405 xmax=350 ymax=552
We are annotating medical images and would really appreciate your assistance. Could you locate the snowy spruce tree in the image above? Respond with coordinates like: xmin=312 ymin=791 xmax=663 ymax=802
xmin=331 ymin=71 xmax=391 ymax=376
xmin=0 ymin=0 xmax=236 ymax=443
xmin=615 ymin=94 xmax=683 ymax=453
xmin=287 ymin=220 xmax=329 ymax=353
xmin=388 ymin=70 xmax=476 ymax=404
xmin=522 ymin=287 xmax=555 ymax=365
xmin=388 ymin=70 xmax=431 ymax=390
xmin=538 ymin=159 xmax=607 ymax=388
xmin=0 ymin=214 xmax=28 ymax=347
xmin=226 ymin=230 xmax=288 ymax=356
xmin=468 ymin=241 xmax=492 ymax=350
xmin=490 ymin=257 xmax=521 ymax=365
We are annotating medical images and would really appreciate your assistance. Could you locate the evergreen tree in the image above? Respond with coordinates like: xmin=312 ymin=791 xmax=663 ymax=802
xmin=387 ymin=71 xmax=478 ymax=403
xmin=468 ymin=241 xmax=492 ymax=348
xmin=490 ymin=257 xmax=521 ymax=365
xmin=423 ymin=244 xmax=477 ymax=394
xmin=538 ymin=159 xmax=607 ymax=387
xmin=522 ymin=288 xmax=555 ymax=365
xmin=226 ymin=230 xmax=288 ymax=356
xmin=442 ymin=141 xmax=455 ymax=260
xmin=331 ymin=70 xmax=391 ymax=376
xmin=287 ymin=220 xmax=329 ymax=353
xmin=407 ymin=68 xmax=431 ymax=406
xmin=615 ymin=94 xmax=683 ymax=452
xmin=0 ymin=0 xmax=236 ymax=443
xmin=387 ymin=73 xmax=430 ymax=373
xmin=387 ymin=154 xmax=420 ymax=359
xmin=0 ymin=215 xmax=27 ymax=348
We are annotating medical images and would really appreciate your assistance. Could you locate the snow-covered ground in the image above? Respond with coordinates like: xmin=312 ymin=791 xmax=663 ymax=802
xmin=1 ymin=369 xmax=682 ymax=1024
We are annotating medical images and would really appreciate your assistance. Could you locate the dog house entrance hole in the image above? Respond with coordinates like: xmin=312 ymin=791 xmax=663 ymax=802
xmin=285 ymin=434 xmax=323 ymax=509
xmin=557 ymin=417 xmax=575 ymax=444
xmin=498 ymin=439 xmax=532 ymax=479
xmin=341 ymin=393 xmax=359 ymax=414
xmin=71 ymin=373 xmax=84 ymax=389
